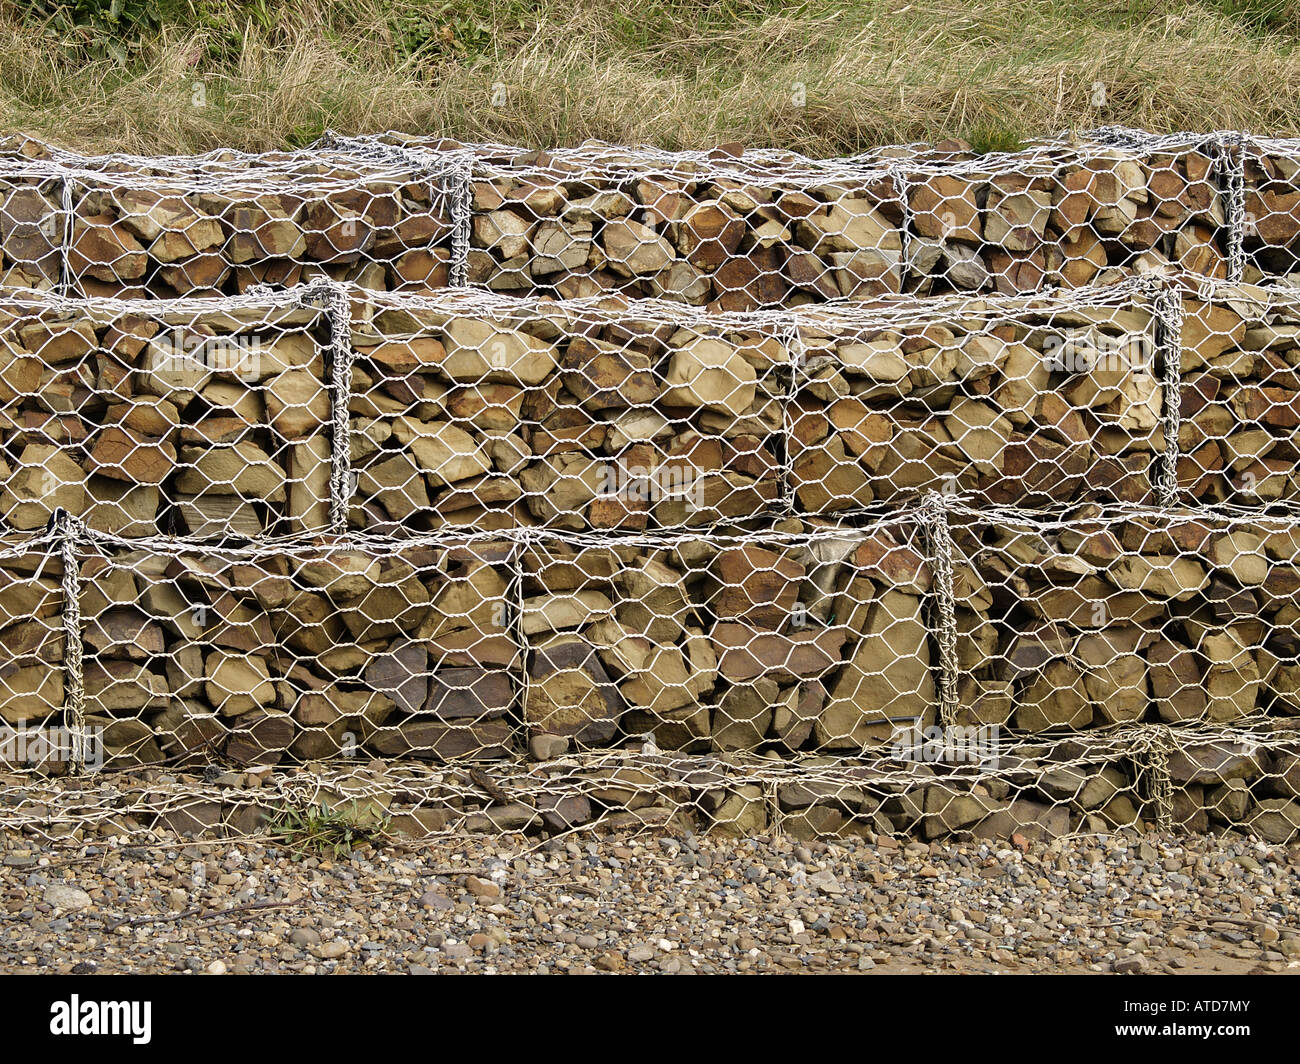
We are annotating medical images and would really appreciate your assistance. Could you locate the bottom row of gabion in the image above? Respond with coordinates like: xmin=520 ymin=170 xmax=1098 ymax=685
xmin=3 ymin=726 xmax=1299 ymax=843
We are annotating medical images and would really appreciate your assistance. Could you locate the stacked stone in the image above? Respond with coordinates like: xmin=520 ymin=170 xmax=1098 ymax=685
xmin=336 ymin=129 xmax=1229 ymax=302
xmin=0 ymin=290 xmax=333 ymax=538
xmin=63 ymin=538 xmax=520 ymax=770
xmin=5 ymin=127 xmax=1300 ymax=843
xmin=1177 ymin=282 xmax=1300 ymax=505
xmin=0 ymin=147 xmax=456 ymax=297
xmin=346 ymin=290 xmax=786 ymax=534
xmin=1243 ymin=136 xmax=1300 ymax=282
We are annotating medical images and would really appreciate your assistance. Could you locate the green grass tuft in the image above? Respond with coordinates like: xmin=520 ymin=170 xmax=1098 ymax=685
xmin=267 ymin=800 xmax=391 ymax=860
xmin=966 ymin=119 xmax=1026 ymax=156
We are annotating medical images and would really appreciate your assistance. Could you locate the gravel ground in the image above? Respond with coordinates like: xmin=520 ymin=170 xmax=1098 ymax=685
xmin=3 ymin=826 xmax=1299 ymax=975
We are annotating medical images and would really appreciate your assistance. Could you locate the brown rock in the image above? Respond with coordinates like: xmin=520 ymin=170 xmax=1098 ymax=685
xmin=68 ymin=214 xmax=147 ymax=283
xmin=672 ymin=201 xmax=745 ymax=269
xmin=712 ymin=624 xmax=847 ymax=683
xmin=86 ymin=427 xmax=176 ymax=486
xmin=368 ymin=718 xmax=512 ymax=760
xmin=602 ymin=218 xmax=674 ymax=276
xmin=817 ymin=590 xmax=933 ymax=747
xmin=525 ymin=635 xmax=624 ymax=745
xmin=709 ymin=545 xmax=803 ymax=627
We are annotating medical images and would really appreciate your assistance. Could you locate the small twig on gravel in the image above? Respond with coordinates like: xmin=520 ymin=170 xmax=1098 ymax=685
xmin=193 ymin=903 xmax=305 ymax=930
xmin=551 ymin=883 xmax=602 ymax=897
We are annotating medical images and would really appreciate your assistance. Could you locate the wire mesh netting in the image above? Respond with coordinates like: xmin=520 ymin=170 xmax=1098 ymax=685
xmin=0 ymin=126 xmax=1297 ymax=307
xmin=1242 ymin=135 xmax=1300 ymax=283
xmin=2 ymin=127 xmax=1300 ymax=847
xmin=1176 ymin=278 xmax=1300 ymax=506
xmin=326 ymin=128 xmax=1236 ymax=303
xmin=787 ymin=279 xmax=1169 ymax=513
xmin=0 ymin=286 xmax=336 ymax=538
xmin=69 ymin=531 xmax=520 ymax=770
xmin=337 ymin=275 xmax=1300 ymax=533
xmin=2 ymin=503 xmax=1300 ymax=843
xmin=344 ymin=287 xmax=789 ymax=534
xmin=0 ymin=146 xmax=459 ymax=298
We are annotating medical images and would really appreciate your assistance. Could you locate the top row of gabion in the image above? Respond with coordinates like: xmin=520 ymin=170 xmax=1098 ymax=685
xmin=0 ymin=126 xmax=1297 ymax=303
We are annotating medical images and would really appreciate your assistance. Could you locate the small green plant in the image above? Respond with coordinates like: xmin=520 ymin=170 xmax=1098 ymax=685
xmin=286 ymin=114 xmax=328 ymax=149
xmin=384 ymin=2 xmax=495 ymax=65
xmin=267 ymin=800 xmax=391 ymax=860
xmin=966 ymin=119 xmax=1025 ymax=156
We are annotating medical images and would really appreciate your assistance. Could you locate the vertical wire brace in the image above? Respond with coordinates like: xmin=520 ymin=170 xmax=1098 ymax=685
xmin=448 ymin=150 xmax=475 ymax=289
xmin=920 ymin=491 xmax=961 ymax=730
xmin=506 ymin=529 xmax=534 ymax=756
xmin=1152 ymin=279 xmax=1184 ymax=507
xmin=889 ymin=159 xmax=915 ymax=292
xmin=777 ymin=319 xmax=804 ymax=519
xmin=1131 ymin=724 xmax=1175 ymax=833
xmin=54 ymin=509 xmax=87 ymax=775
xmin=57 ymin=176 xmax=74 ymax=298
xmin=317 ymin=282 xmax=354 ymax=535
xmin=1214 ymin=132 xmax=1248 ymax=285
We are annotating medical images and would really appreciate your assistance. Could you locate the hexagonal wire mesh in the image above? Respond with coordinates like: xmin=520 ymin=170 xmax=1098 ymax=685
xmin=0 ymin=126 xmax=1296 ymax=307
xmin=339 ymin=273 xmax=1298 ymax=534
xmin=0 ymin=144 xmax=461 ymax=298
xmin=0 ymin=285 xmax=337 ymax=539
xmin=325 ymin=127 xmax=1239 ymax=305
xmin=343 ymin=286 xmax=791 ymax=535
xmin=0 ymin=275 xmax=1289 ymax=848
xmin=3 ymin=500 xmax=1300 ymax=843
xmin=1 ymin=126 xmax=1300 ymax=844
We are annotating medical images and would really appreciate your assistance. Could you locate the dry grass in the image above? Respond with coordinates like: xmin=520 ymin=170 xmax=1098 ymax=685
xmin=1 ymin=0 xmax=1299 ymax=156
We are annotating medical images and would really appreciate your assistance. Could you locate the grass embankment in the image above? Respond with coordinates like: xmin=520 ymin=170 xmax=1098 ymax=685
xmin=1 ymin=0 xmax=1298 ymax=155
